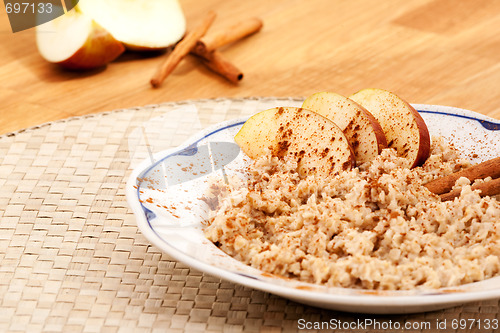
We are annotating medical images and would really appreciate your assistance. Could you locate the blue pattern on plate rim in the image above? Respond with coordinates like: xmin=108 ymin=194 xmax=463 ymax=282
xmin=134 ymin=109 xmax=500 ymax=292
xmin=135 ymin=120 xmax=246 ymax=219
xmin=420 ymin=110 xmax=500 ymax=131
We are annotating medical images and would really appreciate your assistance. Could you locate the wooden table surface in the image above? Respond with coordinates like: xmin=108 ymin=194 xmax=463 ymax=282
xmin=1 ymin=0 xmax=500 ymax=135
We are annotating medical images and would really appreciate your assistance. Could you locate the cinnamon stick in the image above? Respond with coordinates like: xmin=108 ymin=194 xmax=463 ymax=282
xmin=193 ymin=49 xmax=243 ymax=84
xmin=151 ymin=11 xmax=216 ymax=88
xmin=440 ymin=177 xmax=500 ymax=201
xmin=189 ymin=17 xmax=262 ymax=83
xmin=424 ymin=156 xmax=500 ymax=195
xmin=195 ymin=17 xmax=263 ymax=53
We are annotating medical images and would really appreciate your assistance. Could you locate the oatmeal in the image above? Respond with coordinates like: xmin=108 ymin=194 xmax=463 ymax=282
xmin=204 ymin=137 xmax=500 ymax=290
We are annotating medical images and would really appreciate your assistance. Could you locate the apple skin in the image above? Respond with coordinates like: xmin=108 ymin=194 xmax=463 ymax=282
xmin=57 ymin=21 xmax=125 ymax=70
xmin=302 ymin=91 xmax=387 ymax=165
xmin=36 ymin=9 xmax=125 ymax=70
xmin=350 ymin=88 xmax=431 ymax=168
xmin=235 ymin=106 xmax=355 ymax=178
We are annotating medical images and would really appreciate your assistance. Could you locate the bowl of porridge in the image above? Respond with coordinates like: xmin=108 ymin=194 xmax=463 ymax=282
xmin=127 ymin=95 xmax=500 ymax=313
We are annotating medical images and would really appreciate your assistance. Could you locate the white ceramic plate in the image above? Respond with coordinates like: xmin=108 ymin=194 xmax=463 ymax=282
xmin=126 ymin=102 xmax=500 ymax=314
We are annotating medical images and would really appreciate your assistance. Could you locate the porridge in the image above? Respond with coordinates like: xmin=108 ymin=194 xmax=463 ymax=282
xmin=204 ymin=137 xmax=500 ymax=290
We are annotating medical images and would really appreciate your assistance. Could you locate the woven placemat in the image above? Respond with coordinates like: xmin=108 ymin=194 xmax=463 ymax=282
xmin=0 ymin=98 xmax=498 ymax=333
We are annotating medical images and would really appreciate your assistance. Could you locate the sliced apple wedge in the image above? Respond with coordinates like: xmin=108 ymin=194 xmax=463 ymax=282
xmin=78 ymin=0 xmax=186 ymax=51
xmin=302 ymin=92 xmax=387 ymax=165
xmin=349 ymin=88 xmax=430 ymax=168
xmin=235 ymin=107 xmax=355 ymax=177
xmin=36 ymin=9 xmax=125 ymax=70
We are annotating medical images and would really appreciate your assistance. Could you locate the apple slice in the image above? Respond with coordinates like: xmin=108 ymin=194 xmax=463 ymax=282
xmin=77 ymin=0 xmax=186 ymax=51
xmin=302 ymin=92 xmax=387 ymax=165
xmin=235 ymin=107 xmax=355 ymax=177
xmin=36 ymin=9 xmax=125 ymax=69
xmin=349 ymin=88 xmax=430 ymax=168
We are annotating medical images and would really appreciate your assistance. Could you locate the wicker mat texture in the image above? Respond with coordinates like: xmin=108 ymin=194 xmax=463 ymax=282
xmin=0 ymin=98 xmax=498 ymax=333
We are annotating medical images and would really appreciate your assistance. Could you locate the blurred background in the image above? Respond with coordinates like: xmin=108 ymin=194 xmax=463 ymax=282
xmin=1 ymin=0 xmax=500 ymax=134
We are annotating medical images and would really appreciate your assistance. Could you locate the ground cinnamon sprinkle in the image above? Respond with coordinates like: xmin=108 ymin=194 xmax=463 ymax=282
xmin=204 ymin=137 xmax=500 ymax=290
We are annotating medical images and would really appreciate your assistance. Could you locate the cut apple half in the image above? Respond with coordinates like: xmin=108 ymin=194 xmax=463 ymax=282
xmin=235 ymin=107 xmax=355 ymax=178
xmin=349 ymin=88 xmax=431 ymax=168
xmin=77 ymin=0 xmax=186 ymax=51
xmin=302 ymin=92 xmax=387 ymax=165
xmin=36 ymin=9 xmax=125 ymax=69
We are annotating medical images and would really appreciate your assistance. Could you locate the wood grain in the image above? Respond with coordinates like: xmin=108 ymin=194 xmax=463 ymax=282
xmin=1 ymin=0 xmax=500 ymax=134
